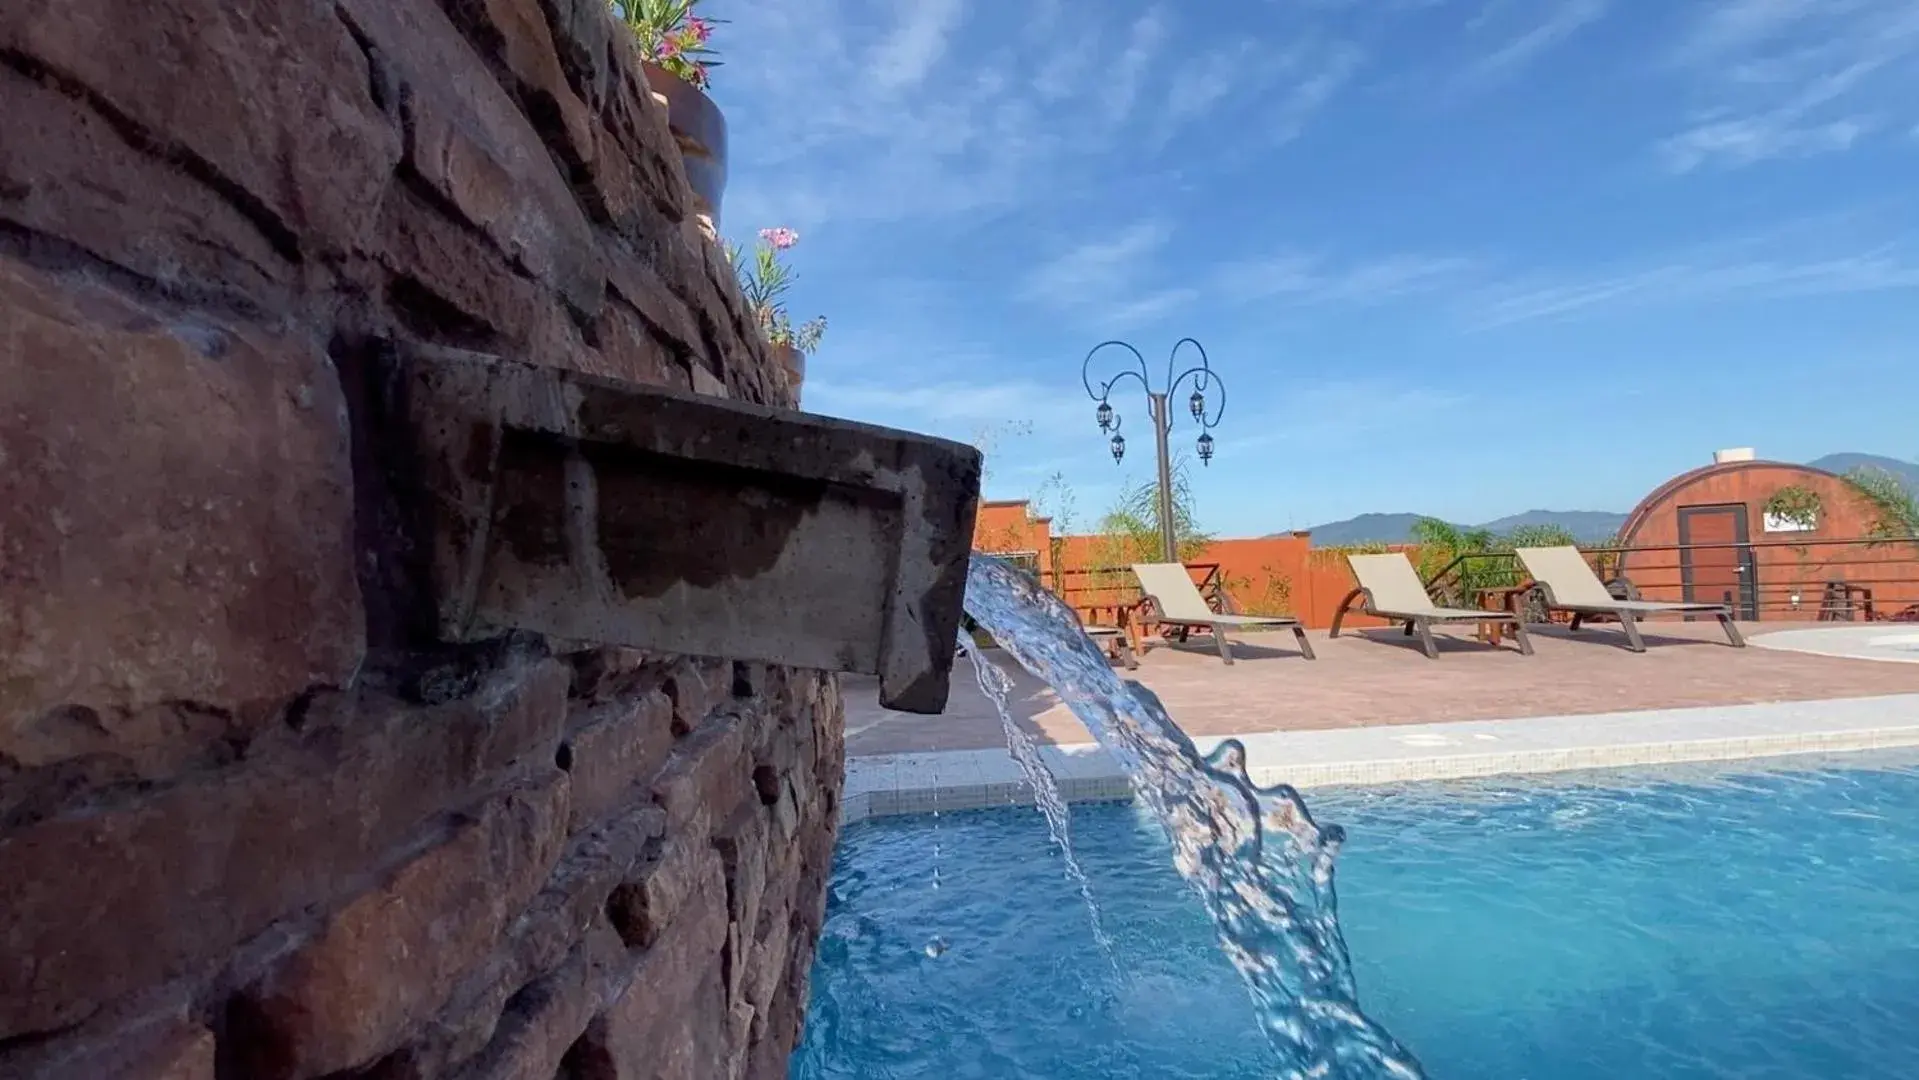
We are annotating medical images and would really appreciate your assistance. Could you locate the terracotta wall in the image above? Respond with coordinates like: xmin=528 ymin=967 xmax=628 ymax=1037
xmin=1617 ymin=462 xmax=1919 ymax=619
xmin=1033 ymin=532 xmax=1399 ymax=630
xmin=0 ymin=3 xmax=836 ymax=1078
xmin=973 ymin=500 xmax=1054 ymax=579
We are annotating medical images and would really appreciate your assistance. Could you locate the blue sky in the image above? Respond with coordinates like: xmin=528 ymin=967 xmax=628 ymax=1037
xmin=705 ymin=0 xmax=1919 ymax=536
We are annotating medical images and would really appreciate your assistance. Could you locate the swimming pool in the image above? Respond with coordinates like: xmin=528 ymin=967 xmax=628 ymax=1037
xmin=792 ymin=751 xmax=1919 ymax=1079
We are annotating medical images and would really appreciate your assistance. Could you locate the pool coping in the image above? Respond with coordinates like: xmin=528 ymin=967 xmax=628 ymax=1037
xmin=1749 ymin=625 xmax=1919 ymax=664
xmin=841 ymin=692 xmax=1919 ymax=824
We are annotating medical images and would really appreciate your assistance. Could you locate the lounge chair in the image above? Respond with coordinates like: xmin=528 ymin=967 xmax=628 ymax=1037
xmin=1129 ymin=563 xmax=1315 ymax=663
xmin=1513 ymin=545 xmax=1746 ymax=651
xmin=1329 ymin=553 xmax=1533 ymax=658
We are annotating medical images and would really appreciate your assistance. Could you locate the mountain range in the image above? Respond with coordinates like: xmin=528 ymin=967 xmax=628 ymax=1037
xmin=1289 ymin=452 xmax=1918 ymax=545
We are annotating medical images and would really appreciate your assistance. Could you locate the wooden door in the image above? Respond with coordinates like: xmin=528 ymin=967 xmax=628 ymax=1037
xmin=1678 ymin=504 xmax=1757 ymax=619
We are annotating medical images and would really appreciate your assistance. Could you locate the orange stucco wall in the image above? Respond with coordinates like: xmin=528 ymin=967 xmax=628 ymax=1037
xmin=1009 ymin=527 xmax=1399 ymax=630
xmin=972 ymin=500 xmax=1054 ymax=580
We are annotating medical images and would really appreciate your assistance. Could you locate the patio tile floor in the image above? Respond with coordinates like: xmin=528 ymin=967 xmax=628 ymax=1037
xmin=847 ymin=621 xmax=1919 ymax=757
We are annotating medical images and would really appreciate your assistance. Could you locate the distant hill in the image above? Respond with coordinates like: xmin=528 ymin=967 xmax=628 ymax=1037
xmin=1296 ymin=513 xmax=1430 ymax=546
xmin=1285 ymin=452 xmax=1916 ymax=545
xmin=1294 ymin=510 xmax=1626 ymax=546
xmin=1477 ymin=510 xmax=1629 ymax=539
xmin=1808 ymin=453 xmax=1919 ymax=491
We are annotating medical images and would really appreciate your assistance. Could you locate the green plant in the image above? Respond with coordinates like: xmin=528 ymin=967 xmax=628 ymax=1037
xmin=1031 ymin=471 xmax=1078 ymax=593
xmin=1073 ymin=457 xmax=1215 ymax=606
xmin=1845 ymin=467 xmax=1919 ymax=546
xmin=725 ymin=228 xmax=827 ymax=353
xmin=1307 ymin=541 xmax=1391 ymax=567
xmin=1411 ymin=517 xmax=1579 ymax=605
xmin=1097 ymin=455 xmax=1214 ymax=564
xmin=1584 ymin=531 xmax=1624 ymax=581
xmin=613 ymin=0 xmax=722 ymax=88
xmin=1763 ymin=485 xmax=1823 ymax=531
xmin=1226 ymin=564 xmax=1294 ymax=617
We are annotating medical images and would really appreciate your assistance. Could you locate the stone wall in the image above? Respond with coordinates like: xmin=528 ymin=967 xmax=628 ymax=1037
xmin=0 ymin=1 xmax=840 ymax=1077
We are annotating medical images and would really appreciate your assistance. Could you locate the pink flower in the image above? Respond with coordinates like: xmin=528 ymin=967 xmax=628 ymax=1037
xmin=686 ymin=16 xmax=712 ymax=44
xmin=759 ymin=227 xmax=800 ymax=250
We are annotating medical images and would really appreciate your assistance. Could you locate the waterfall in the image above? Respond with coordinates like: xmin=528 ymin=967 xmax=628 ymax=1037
xmin=961 ymin=554 xmax=1426 ymax=1079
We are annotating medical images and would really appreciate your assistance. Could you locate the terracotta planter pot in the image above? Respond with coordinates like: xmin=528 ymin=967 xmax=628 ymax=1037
xmin=772 ymin=344 xmax=805 ymax=406
xmin=642 ymin=63 xmax=728 ymax=236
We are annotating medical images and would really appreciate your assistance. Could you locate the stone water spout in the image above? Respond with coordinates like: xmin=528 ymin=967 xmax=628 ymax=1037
xmin=364 ymin=345 xmax=982 ymax=714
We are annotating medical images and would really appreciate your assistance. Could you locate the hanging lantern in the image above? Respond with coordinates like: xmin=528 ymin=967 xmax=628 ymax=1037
xmin=1096 ymin=400 xmax=1114 ymax=432
xmin=1196 ymin=432 xmax=1215 ymax=465
xmin=1189 ymin=389 xmax=1206 ymax=421
xmin=1110 ymin=433 xmax=1126 ymax=463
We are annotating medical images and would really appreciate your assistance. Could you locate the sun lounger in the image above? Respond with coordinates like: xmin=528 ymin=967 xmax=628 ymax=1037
xmin=1513 ymin=545 xmax=1746 ymax=651
xmin=1129 ymin=562 xmax=1315 ymax=663
xmin=1329 ymin=552 xmax=1533 ymax=658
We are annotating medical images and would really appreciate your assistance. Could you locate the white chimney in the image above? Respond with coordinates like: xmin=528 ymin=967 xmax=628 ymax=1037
xmin=1713 ymin=447 xmax=1755 ymax=464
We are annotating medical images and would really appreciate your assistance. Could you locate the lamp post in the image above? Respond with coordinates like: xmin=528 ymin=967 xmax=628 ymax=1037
xmin=1081 ymin=338 xmax=1226 ymax=564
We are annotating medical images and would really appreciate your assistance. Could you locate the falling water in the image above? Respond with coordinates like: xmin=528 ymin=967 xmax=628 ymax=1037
xmin=958 ymin=633 xmax=1117 ymax=963
xmin=961 ymin=554 xmax=1427 ymax=1080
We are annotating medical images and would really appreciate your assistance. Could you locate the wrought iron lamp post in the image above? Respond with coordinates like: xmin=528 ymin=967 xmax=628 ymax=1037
xmin=1081 ymin=338 xmax=1226 ymax=563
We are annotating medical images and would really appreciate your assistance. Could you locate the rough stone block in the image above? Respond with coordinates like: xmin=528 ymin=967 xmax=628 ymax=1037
xmin=532 ymin=0 xmax=614 ymax=111
xmin=593 ymin=294 xmax=696 ymax=390
xmin=141 ymin=1022 xmax=217 ymax=1080
xmin=601 ymin=242 xmax=704 ymax=361
xmin=662 ymin=661 xmax=727 ymax=737
xmin=0 ymin=0 xmax=400 ymax=261
xmin=607 ymin=825 xmax=723 ymax=952
xmin=597 ymin=57 xmax=701 ymax=231
xmin=564 ymin=690 xmax=675 ymax=832
xmin=0 ymin=66 xmax=295 ymax=306
xmin=714 ymin=806 xmax=771 ymax=968
xmin=229 ymin=770 xmax=571 ymax=1079
xmin=563 ymin=646 xmax=661 ymax=704
xmin=376 ymin=181 xmax=589 ymax=370
xmin=445 ymin=947 xmax=602 ymax=1080
xmin=0 ymin=258 xmax=364 ymax=740
xmin=651 ymin=723 xmax=748 ymax=832
xmin=374 ymin=802 xmax=662 ymax=1079
xmin=0 ymin=1014 xmax=217 ymax=1080
xmin=443 ymin=0 xmax=603 ymax=205
xmin=0 ymin=660 xmax=566 ymax=1040
xmin=597 ymin=875 xmax=731 ymax=1080
xmin=336 ymin=0 xmax=603 ymax=317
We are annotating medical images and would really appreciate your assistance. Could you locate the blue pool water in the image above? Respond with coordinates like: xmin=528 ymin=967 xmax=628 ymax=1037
xmin=792 ymin=752 xmax=1919 ymax=1079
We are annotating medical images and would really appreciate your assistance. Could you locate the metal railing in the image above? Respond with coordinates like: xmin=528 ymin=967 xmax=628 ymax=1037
xmin=1420 ymin=535 xmax=1919 ymax=622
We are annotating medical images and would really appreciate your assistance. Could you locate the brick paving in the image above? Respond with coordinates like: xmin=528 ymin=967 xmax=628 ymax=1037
xmin=846 ymin=622 xmax=1919 ymax=757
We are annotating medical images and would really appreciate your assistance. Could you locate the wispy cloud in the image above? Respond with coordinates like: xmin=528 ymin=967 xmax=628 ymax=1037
xmin=1460 ymin=0 xmax=1610 ymax=87
xmin=804 ymin=377 xmax=1092 ymax=448
xmin=1217 ymin=252 xmax=1479 ymax=307
xmin=1234 ymin=378 xmax=1472 ymax=450
xmin=1466 ymin=240 xmax=1919 ymax=327
xmin=866 ymin=0 xmax=964 ymax=92
xmin=710 ymin=0 xmax=1367 ymax=227
xmin=1102 ymin=9 xmax=1167 ymax=126
xmin=1026 ymin=233 xmax=1478 ymax=326
xmin=1657 ymin=0 xmax=1919 ymax=171
xmin=1023 ymin=221 xmax=1198 ymax=328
